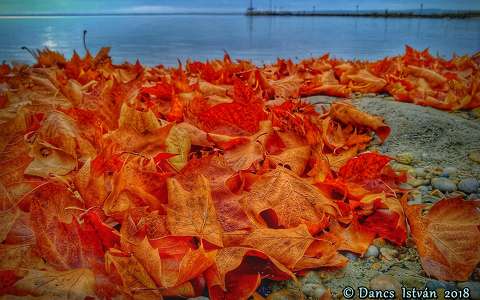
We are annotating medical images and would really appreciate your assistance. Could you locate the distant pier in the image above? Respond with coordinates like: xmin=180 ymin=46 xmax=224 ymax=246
xmin=245 ymin=10 xmax=480 ymax=19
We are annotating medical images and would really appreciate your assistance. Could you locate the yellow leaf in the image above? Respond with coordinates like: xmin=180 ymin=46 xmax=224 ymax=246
xmin=14 ymin=268 xmax=95 ymax=300
xmin=165 ymin=123 xmax=191 ymax=171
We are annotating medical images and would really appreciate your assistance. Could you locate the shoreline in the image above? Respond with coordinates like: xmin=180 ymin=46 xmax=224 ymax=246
xmin=1 ymin=11 xmax=479 ymax=19
xmin=246 ymin=10 xmax=480 ymax=19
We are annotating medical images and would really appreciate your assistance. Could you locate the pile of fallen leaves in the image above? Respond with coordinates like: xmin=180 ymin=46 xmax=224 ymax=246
xmin=0 ymin=46 xmax=479 ymax=299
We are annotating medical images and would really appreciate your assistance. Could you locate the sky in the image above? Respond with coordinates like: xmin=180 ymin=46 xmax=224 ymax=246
xmin=1 ymin=0 xmax=480 ymax=14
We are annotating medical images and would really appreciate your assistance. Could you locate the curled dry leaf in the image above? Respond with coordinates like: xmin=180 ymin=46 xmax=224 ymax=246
xmin=330 ymin=102 xmax=390 ymax=142
xmin=402 ymin=198 xmax=480 ymax=281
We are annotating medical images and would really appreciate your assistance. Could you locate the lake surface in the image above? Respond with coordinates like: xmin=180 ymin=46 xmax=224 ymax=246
xmin=0 ymin=15 xmax=479 ymax=66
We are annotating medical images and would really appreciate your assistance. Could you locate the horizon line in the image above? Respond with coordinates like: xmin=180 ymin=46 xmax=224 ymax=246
xmin=1 ymin=8 xmax=480 ymax=18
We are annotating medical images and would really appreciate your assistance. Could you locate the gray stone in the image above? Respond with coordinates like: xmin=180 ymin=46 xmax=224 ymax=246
xmin=399 ymin=183 xmax=413 ymax=190
xmin=414 ymin=167 xmax=426 ymax=177
xmin=458 ymin=178 xmax=479 ymax=194
xmin=364 ymin=245 xmax=380 ymax=258
xmin=431 ymin=177 xmax=457 ymax=192
xmin=457 ymin=281 xmax=480 ymax=300
xmin=468 ymin=193 xmax=480 ymax=200
xmin=312 ymin=285 xmax=327 ymax=298
xmin=407 ymin=178 xmax=429 ymax=187
xmin=341 ymin=251 xmax=359 ymax=261
xmin=188 ymin=297 xmax=209 ymax=300
xmin=441 ymin=166 xmax=458 ymax=177
xmin=426 ymin=279 xmax=457 ymax=291
xmin=418 ymin=185 xmax=431 ymax=195
xmin=300 ymin=271 xmax=321 ymax=285
xmin=302 ymin=282 xmax=326 ymax=298
xmin=370 ymin=275 xmax=402 ymax=295
xmin=380 ymin=247 xmax=399 ymax=260
xmin=396 ymin=152 xmax=415 ymax=165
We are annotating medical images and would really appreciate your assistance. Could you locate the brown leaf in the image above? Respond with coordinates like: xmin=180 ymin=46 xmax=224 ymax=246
xmin=240 ymin=224 xmax=315 ymax=268
xmin=223 ymin=120 xmax=272 ymax=171
xmin=13 ymin=268 xmax=95 ymax=300
xmin=242 ymin=167 xmax=338 ymax=233
xmin=403 ymin=198 xmax=480 ymax=281
xmin=330 ymin=102 xmax=390 ymax=142
xmin=268 ymin=145 xmax=311 ymax=175
xmin=167 ymin=175 xmax=223 ymax=247
xmin=161 ymin=244 xmax=217 ymax=288
xmin=0 ymin=207 xmax=20 ymax=243
xmin=105 ymin=248 xmax=162 ymax=299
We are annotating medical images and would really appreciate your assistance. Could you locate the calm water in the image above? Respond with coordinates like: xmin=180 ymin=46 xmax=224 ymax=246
xmin=0 ymin=15 xmax=479 ymax=66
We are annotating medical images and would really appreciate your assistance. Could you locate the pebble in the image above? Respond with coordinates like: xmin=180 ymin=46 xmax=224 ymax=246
xmin=431 ymin=177 xmax=457 ymax=192
xmin=422 ymin=195 xmax=441 ymax=204
xmin=300 ymin=271 xmax=321 ymax=285
xmin=369 ymin=275 xmax=402 ymax=294
xmin=418 ymin=185 xmax=431 ymax=195
xmin=399 ymin=183 xmax=413 ymax=190
xmin=302 ymin=283 xmax=327 ymax=298
xmin=257 ymin=284 xmax=272 ymax=297
xmin=396 ymin=152 xmax=415 ymax=165
xmin=414 ymin=167 xmax=426 ymax=177
xmin=468 ymin=193 xmax=480 ymax=200
xmin=426 ymin=279 xmax=457 ymax=291
xmin=458 ymin=178 xmax=479 ymax=194
xmin=441 ymin=166 xmax=458 ymax=177
xmin=380 ymin=247 xmax=399 ymax=260
xmin=365 ymin=245 xmax=380 ymax=258
xmin=457 ymin=281 xmax=480 ymax=299
xmin=391 ymin=163 xmax=414 ymax=173
xmin=407 ymin=178 xmax=429 ymax=187
xmin=469 ymin=151 xmax=480 ymax=164
xmin=341 ymin=251 xmax=359 ymax=261
xmin=472 ymin=107 xmax=480 ymax=118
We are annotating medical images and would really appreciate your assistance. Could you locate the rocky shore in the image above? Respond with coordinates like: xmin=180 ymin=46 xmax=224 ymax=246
xmin=259 ymin=96 xmax=480 ymax=300
xmin=189 ymin=96 xmax=480 ymax=300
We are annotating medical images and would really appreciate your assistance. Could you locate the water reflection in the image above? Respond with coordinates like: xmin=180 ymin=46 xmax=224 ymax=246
xmin=0 ymin=15 xmax=479 ymax=65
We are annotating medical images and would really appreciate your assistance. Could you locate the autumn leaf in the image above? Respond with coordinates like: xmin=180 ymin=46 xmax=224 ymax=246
xmin=330 ymin=102 xmax=391 ymax=142
xmin=167 ymin=175 xmax=223 ymax=247
xmin=165 ymin=123 xmax=191 ymax=171
xmin=329 ymin=219 xmax=375 ymax=255
xmin=105 ymin=248 xmax=162 ymax=299
xmin=268 ymin=145 xmax=311 ymax=175
xmin=402 ymin=198 xmax=480 ymax=281
xmin=2 ymin=44 xmax=479 ymax=300
xmin=206 ymin=247 xmax=294 ymax=300
xmin=161 ymin=243 xmax=217 ymax=288
xmin=242 ymin=167 xmax=338 ymax=233
xmin=0 ymin=207 xmax=19 ymax=243
xmin=104 ymin=157 xmax=171 ymax=216
xmin=177 ymin=154 xmax=253 ymax=232
xmin=223 ymin=120 xmax=272 ymax=171
xmin=241 ymin=224 xmax=315 ymax=268
xmin=13 ymin=268 xmax=95 ymax=300
xmin=30 ymin=199 xmax=85 ymax=270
